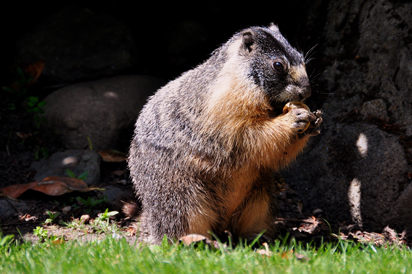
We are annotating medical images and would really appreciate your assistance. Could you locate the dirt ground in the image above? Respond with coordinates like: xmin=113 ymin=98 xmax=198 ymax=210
xmin=0 ymin=107 xmax=409 ymax=247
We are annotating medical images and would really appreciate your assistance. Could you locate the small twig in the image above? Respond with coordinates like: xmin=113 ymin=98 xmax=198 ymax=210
xmin=275 ymin=217 xmax=317 ymax=223
xmin=5 ymin=198 xmax=21 ymax=213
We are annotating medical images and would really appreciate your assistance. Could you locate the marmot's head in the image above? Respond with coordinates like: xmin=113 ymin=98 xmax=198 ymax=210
xmin=237 ymin=24 xmax=311 ymax=112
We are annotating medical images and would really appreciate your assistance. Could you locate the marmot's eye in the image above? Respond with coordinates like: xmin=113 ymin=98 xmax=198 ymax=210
xmin=273 ymin=61 xmax=284 ymax=72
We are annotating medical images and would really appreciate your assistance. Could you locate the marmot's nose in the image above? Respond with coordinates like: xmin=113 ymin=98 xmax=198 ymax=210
xmin=299 ymin=84 xmax=311 ymax=99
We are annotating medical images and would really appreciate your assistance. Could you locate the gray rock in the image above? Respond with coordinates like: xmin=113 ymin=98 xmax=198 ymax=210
xmin=9 ymin=200 xmax=32 ymax=214
xmin=388 ymin=183 xmax=412 ymax=229
xmin=361 ymin=99 xmax=388 ymax=119
xmin=0 ymin=200 xmax=31 ymax=221
xmin=16 ymin=6 xmax=137 ymax=84
xmin=101 ymin=185 xmax=132 ymax=211
xmin=43 ymin=75 xmax=165 ymax=150
xmin=282 ymin=0 xmax=412 ymax=231
xmin=0 ymin=200 xmax=17 ymax=220
xmin=31 ymin=150 xmax=101 ymax=186
xmin=284 ymin=123 xmax=408 ymax=230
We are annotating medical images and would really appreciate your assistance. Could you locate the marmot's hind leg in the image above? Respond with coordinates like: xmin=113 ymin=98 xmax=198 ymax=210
xmin=138 ymin=176 xmax=219 ymax=244
xmin=229 ymin=185 xmax=276 ymax=243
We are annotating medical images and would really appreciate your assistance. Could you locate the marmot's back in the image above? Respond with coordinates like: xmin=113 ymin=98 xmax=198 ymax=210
xmin=128 ymin=24 xmax=322 ymax=245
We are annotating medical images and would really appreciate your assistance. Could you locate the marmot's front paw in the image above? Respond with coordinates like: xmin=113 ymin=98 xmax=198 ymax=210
xmin=283 ymin=102 xmax=316 ymax=134
xmin=291 ymin=108 xmax=316 ymax=134
xmin=304 ymin=109 xmax=323 ymax=136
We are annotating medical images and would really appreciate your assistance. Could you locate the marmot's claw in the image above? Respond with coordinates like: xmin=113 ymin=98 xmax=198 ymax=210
xmin=285 ymin=102 xmax=317 ymax=134
xmin=303 ymin=109 xmax=323 ymax=137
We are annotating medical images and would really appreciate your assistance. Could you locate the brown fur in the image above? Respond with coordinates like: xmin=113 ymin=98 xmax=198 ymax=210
xmin=128 ymin=24 xmax=322 ymax=244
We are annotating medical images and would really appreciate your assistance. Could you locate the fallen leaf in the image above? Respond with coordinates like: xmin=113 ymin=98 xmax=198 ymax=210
xmin=179 ymin=234 xmax=208 ymax=246
xmin=0 ymin=176 xmax=99 ymax=199
xmin=281 ymin=250 xmax=294 ymax=259
xmin=3 ymin=61 xmax=44 ymax=95
xmin=126 ymin=226 xmax=137 ymax=236
xmin=98 ymin=150 xmax=127 ymax=162
xmin=52 ymin=237 xmax=66 ymax=245
xmin=257 ymin=244 xmax=307 ymax=260
xmin=23 ymin=60 xmax=45 ymax=86
xmin=297 ymin=216 xmax=321 ymax=234
xmin=296 ymin=200 xmax=303 ymax=214
xmin=80 ymin=214 xmax=90 ymax=224
xmin=295 ymin=253 xmax=310 ymax=261
xmin=382 ymin=226 xmax=398 ymax=244
xmin=20 ymin=213 xmax=38 ymax=222
xmin=179 ymin=234 xmax=222 ymax=249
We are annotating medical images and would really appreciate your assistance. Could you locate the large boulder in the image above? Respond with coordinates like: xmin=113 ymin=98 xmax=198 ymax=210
xmin=283 ymin=0 xmax=412 ymax=232
xmin=0 ymin=200 xmax=31 ymax=221
xmin=43 ymin=75 xmax=165 ymax=151
xmin=30 ymin=150 xmax=101 ymax=186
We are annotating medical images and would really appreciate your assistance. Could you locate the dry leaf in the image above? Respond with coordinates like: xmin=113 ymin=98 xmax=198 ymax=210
xmin=281 ymin=250 xmax=294 ymax=259
xmin=98 ymin=150 xmax=127 ymax=162
xmin=179 ymin=234 xmax=222 ymax=249
xmin=179 ymin=234 xmax=208 ymax=246
xmin=382 ymin=226 xmax=398 ymax=243
xmin=52 ymin=237 xmax=66 ymax=245
xmin=296 ymin=200 xmax=303 ymax=214
xmin=126 ymin=226 xmax=137 ymax=236
xmin=20 ymin=213 xmax=38 ymax=222
xmin=23 ymin=60 xmax=45 ymax=86
xmin=294 ymin=253 xmax=310 ymax=261
xmin=298 ymin=216 xmax=321 ymax=234
xmin=80 ymin=214 xmax=91 ymax=224
xmin=0 ymin=176 xmax=98 ymax=199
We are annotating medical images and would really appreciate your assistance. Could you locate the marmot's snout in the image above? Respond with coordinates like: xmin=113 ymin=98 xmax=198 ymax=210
xmin=299 ymin=81 xmax=311 ymax=100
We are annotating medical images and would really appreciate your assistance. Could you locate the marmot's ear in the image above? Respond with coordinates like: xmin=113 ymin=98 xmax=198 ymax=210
xmin=268 ymin=23 xmax=279 ymax=33
xmin=242 ymin=30 xmax=255 ymax=53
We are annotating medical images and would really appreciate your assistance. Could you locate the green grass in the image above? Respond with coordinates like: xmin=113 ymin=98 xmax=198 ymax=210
xmin=0 ymin=234 xmax=411 ymax=274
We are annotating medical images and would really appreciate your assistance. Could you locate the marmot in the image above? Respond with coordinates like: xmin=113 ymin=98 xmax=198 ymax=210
xmin=128 ymin=24 xmax=322 ymax=245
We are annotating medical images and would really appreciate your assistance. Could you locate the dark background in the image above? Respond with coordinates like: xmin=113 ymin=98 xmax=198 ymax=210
xmin=1 ymin=1 xmax=319 ymax=86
